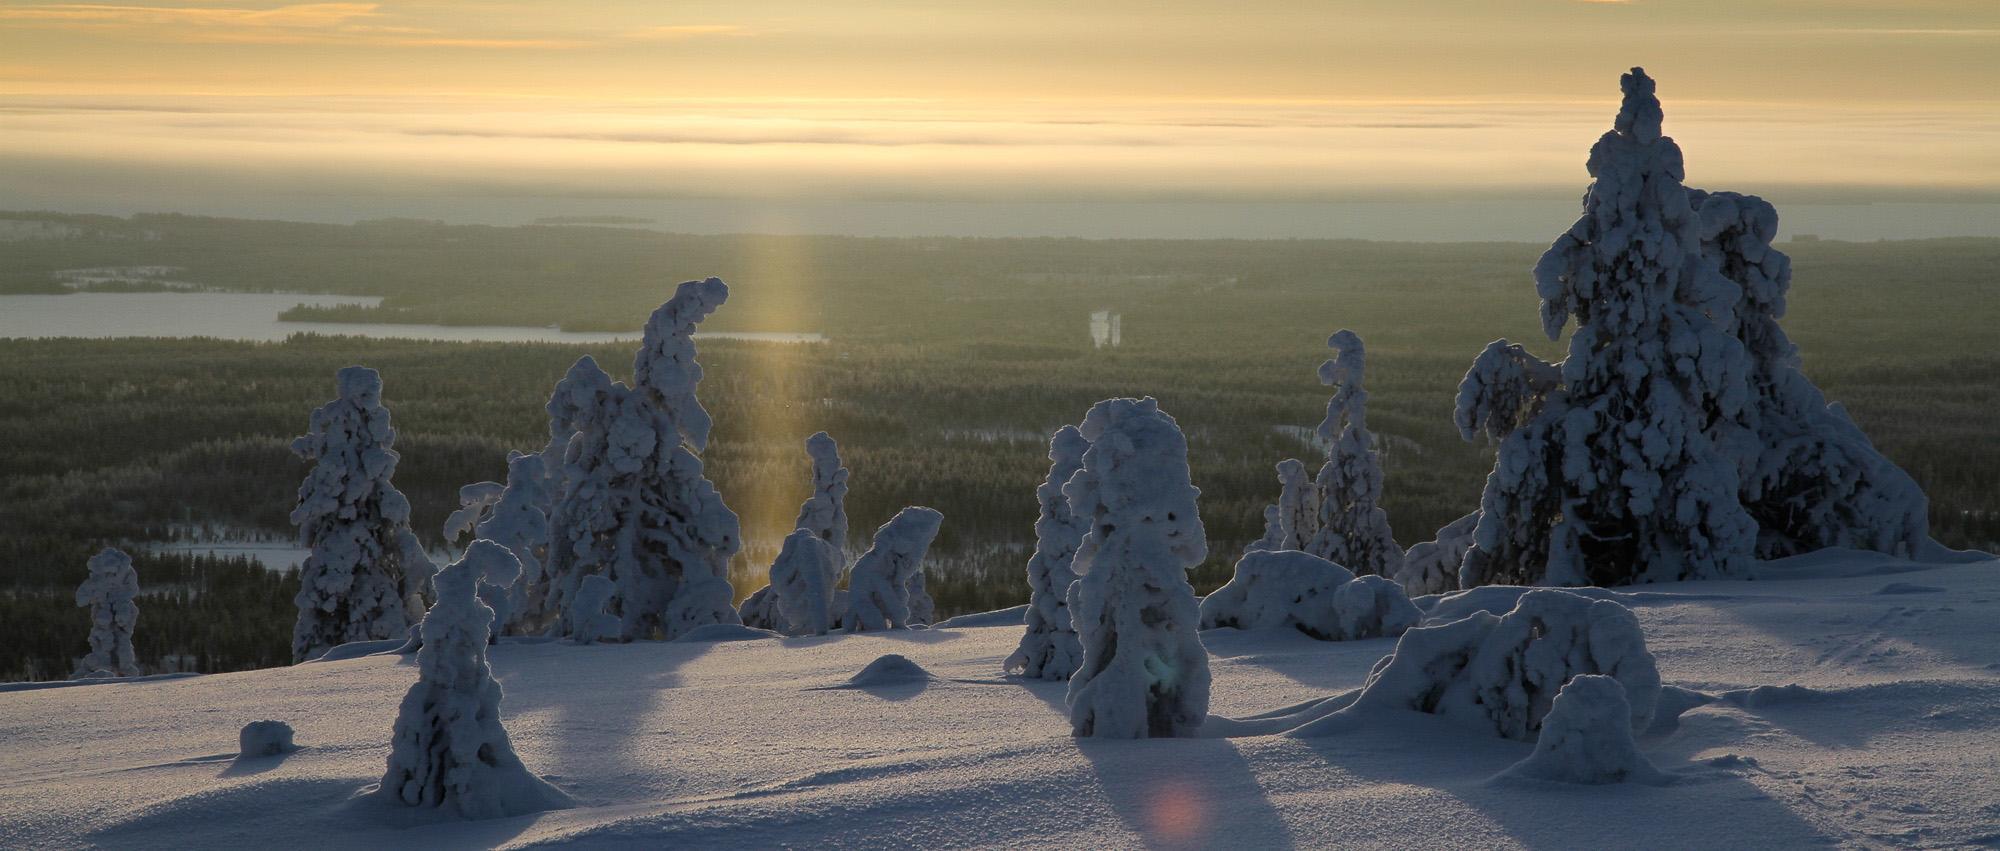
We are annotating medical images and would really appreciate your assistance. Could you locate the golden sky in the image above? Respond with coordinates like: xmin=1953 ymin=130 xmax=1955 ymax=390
xmin=2 ymin=1 xmax=1997 ymax=206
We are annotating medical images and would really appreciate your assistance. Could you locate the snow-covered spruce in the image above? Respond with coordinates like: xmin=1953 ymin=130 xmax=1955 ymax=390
xmin=378 ymin=541 xmax=569 ymax=819
xmin=768 ymin=530 xmax=841 ymax=636
xmin=741 ymin=431 xmax=851 ymax=631
xmin=1496 ymin=674 xmax=1669 ymax=785
xmin=1396 ymin=511 xmax=1477 ymax=597
xmin=1005 ymin=425 xmax=1090 ymax=680
xmin=478 ymin=452 xmax=553 ymax=636
xmin=843 ymin=507 xmax=945 ymax=632
xmin=543 ymin=279 xmax=743 ymax=642
xmin=1249 ymin=459 xmax=1316 ymax=555
xmin=1065 ymin=397 xmax=1210 ymax=739
xmin=74 ymin=547 xmax=140 ymax=678
xmin=1691 ymin=189 xmax=1930 ymax=559
xmin=290 ymin=367 xmax=436 ymax=663
xmin=1305 ymin=331 xmax=1402 ymax=578
xmin=1198 ymin=549 xmax=1418 ymax=641
xmin=1319 ymin=588 xmax=1660 ymax=741
xmin=1457 ymin=68 xmax=1757 ymax=588
xmin=441 ymin=481 xmax=505 ymax=553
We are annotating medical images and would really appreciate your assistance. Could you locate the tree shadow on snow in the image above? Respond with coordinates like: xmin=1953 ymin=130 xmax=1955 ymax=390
xmin=1076 ymin=737 xmax=1297 ymax=851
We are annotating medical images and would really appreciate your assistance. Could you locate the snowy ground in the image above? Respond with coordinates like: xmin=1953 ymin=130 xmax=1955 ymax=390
xmin=2 ymin=549 xmax=1995 ymax=849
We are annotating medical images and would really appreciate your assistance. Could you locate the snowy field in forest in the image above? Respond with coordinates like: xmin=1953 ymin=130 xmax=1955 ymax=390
xmin=4 ymin=548 xmax=1995 ymax=849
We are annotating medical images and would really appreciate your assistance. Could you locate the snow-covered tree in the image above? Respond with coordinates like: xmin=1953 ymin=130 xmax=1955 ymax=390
xmin=442 ymin=481 xmax=505 ymax=554
xmin=1337 ymin=589 xmax=1661 ymax=741
xmin=1198 ymin=549 xmax=1419 ymax=641
xmin=74 ymin=547 xmax=140 ymax=678
xmin=290 ymin=366 xmax=435 ymax=663
xmin=1498 ymin=674 xmax=1668 ymax=785
xmin=1064 ymin=397 xmax=1210 ymax=739
xmin=1248 ymin=458 xmax=1316 ymax=555
xmin=1396 ymin=512 xmax=1477 ymax=597
xmin=1005 ymin=425 xmax=1089 ymax=680
xmin=770 ymin=529 xmax=840 ymax=636
xmin=1456 ymin=68 xmax=1757 ymax=588
xmin=1691 ymin=189 xmax=1930 ymax=558
xmin=740 ymin=431 xmax=851 ymax=631
xmin=843 ymin=507 xmax=944 ymax=632
xmin=1304 ymin=331 xmax=1402 ymax=577
xmin=379 ymin=541 xmax=569 ymax=819
xmin=544 ymin=279 xmax=743 ymax=642
xmin=479 ymin=451 xmax=553 ymax=635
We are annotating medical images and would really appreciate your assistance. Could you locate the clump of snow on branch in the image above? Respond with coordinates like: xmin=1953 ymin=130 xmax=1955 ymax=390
xmin=1198 ymin=549 xmax=1418 ymax=641
xmin=1305 ymin=331 xmax=1403 ymax=578
xmin=1396 ymin=512 xmax=1477 ymax=597
xmin=1315 ymin=589 xmax=1660 ymax=741
xmin=1497 ymin=674 xmax=1670 ymax=785
xmin=478 ymin=452 xmax=552 ymax=635
xmin=74 ymin=547 xmax=140 ymax=678
xmin=544 ymin=279 xmax=743 ymax=642
xmin=441 ymin=481 xmax=505 ymax=553
xmin=768 ymin=530 xmax=840 ymax=636
xmin=289 ymin=367 xmax=435 ymax=663
xmin=1691 ymin=189 xmax=1930 ymax=559
xmin=1065 ymin=397 xmax=1210 ymax=739
xmin=1005 ymin=425 xmax=1089 ymax=680
xmin=843 ymin=507 xmax=944 ymax=632
xmin=379 ymin=541 xmax=569 ymax=819
xmin=1457 ymin=68 xmax=1758 ymax=589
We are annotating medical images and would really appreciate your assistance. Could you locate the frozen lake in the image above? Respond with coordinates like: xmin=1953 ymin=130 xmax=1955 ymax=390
xmin=0 ymin=292 xmax=825 ymax=343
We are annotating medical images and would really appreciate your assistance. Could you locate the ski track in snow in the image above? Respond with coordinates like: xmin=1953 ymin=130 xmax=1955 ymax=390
xmin=1 ymin=550 xmax=1995 ymax=849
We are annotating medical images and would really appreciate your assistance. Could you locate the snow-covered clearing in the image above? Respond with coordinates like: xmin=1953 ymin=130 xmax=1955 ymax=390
xmin=2 ymin=549 xmax=1995 ymax=849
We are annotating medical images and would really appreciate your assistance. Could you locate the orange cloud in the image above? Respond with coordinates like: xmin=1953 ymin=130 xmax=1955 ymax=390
xmin=624 ymin=24 xmax=752 ymax=41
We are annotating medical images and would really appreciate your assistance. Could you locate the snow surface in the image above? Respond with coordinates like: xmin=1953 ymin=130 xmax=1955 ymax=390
xmin=1 ymin=550 xmax=1996 ymax=848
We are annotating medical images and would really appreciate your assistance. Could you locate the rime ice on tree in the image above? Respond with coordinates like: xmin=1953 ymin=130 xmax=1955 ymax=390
xmin=543 ymin=279 xmax=743 ymax=642
xmin=74 ymin=547 xmax=140 ymax=678
xmin=290 ymin=367 xmax=435 ymax=663
xmin=843 ymin=507 xmax=944 ymax=632
xmin=1456 ymin=68 xmax=1757 ymax=588
xmin=741 ymin=432 xmax=851 ymax=631
xmin=1304 ymin=331 xmax=1402 ymax=578
xmin=1064 ymin=398 xmax=1210 ymax=739
xmin=479 ymin=452 xmax=553 ymax=635
xmin=1005 ymin=425 xmax=1089 ymax=680
xmin=1690 ymin=189 xmax=1930 ymax=558
xmin=379 ymin=541 xmax=569 ymax=819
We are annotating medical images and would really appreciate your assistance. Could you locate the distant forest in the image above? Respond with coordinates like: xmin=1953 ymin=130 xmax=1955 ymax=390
xmin=2 ymin=213 xmax=1996 ymax=680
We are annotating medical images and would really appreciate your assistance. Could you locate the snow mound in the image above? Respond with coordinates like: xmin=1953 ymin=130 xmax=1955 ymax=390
xmin=237 ymin=720 xmax=298 ymax=759
xmin=1297 ymin=589 xmax=1661 ymax=741
xmin=1200 ymin=550 xmax=1420 ymax=642
xmin=1875 ymin=582 xmax=1944 ymax=595
xmin=1719 ymin=683 xmax=1823 ymax=708
xmin=672 ymin=623 xmax=780 ymax=643
xmin=1496 ymin=675 xmax=1670 ymax=786
xmin=935 ymin=604 xmax=1028 ymax=629
xmin=840 ymin=654 xmax=937 ymax=688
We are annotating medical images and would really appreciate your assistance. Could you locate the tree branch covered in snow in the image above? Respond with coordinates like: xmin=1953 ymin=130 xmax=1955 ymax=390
xmin=844 ymin=507 xmax=944 ymax=632
xmin=1006 ymin=425 xmax=1089 ymax=680
xmin=290 ymin=367 xmax=435 ymax=663
xmin=1065 ymin=398 xmax=1210 ymax=738
xmin=74 ymin=547 xmax=140 ymax=678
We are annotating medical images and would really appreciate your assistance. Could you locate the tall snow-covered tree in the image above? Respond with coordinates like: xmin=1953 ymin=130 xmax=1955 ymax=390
xmin=1005 ymin=425 xmax=1089 ymax=680
xmin=1065 ymin=397 xmax=1210 ymax=739
xmin=1457 ymin=68 xmax=1757 ymax=588
xmin=290 ymin=366 xmax=435 ymax=663
xmin=479 ymin=451 xmax=553 ymax=635
xmin=843 ymin=507 xmax=944 ymax=632
xmin=1248 ymin=458 xmax=1316 ymax=555
xmin=74 ymin=547 xmax=140 ymax=678
xmin=1305 ymin=330 xmax=1403 ymax=577
xmin=740 ymin=431 xmax=851 ymax=631
xmin=1690 ymin=189 xmax=1930 ymax=558
xmin=770 ymin=529 xmax=841 ymax=636
xmin=544 ymin=278 xmax=742 ymax=642
xmin=379 ymin=541 xmax=569 ymax=819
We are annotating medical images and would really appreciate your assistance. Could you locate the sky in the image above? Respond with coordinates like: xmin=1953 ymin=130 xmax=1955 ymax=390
xmin=2 ymin=0 xmax=1997 ymax=225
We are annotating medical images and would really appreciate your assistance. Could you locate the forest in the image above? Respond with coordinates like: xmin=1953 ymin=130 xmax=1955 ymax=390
xmin=3 ymin=213 xmax=1997 ymax=680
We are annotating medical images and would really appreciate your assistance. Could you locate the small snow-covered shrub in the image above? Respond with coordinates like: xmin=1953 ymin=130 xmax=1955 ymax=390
xmin=844 ymin=507 xmax=945 ymax=632
xmin=380 ymin=543 xmax=569 ymax=819
xmin=771 ymin=530 xmax=840 ymax=636
xmin=1498 ymin=675 xmax=1669 ymax=785
xmin=74 ymin=547 xmax=140 ymax=678
xmin=1341 ymin=589 xmax=1661 ymax=741
xmin=1006 ymin=426 xmax=1090 ymax=680
xmin=1305 ymin=331 xmax=1403 ymax=578
xmin=1397 ymin=512 xmax=1476 ymax=597
xmin=290 ymin=366 xmax=435 ymax=664
xmin=1065 ymin=397 xmax=1210 ymax=739
xmin=237 ymin=720 xmax=297 ymax=759
xmin=1199 ymin=550 xmax=1418 ymax=641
